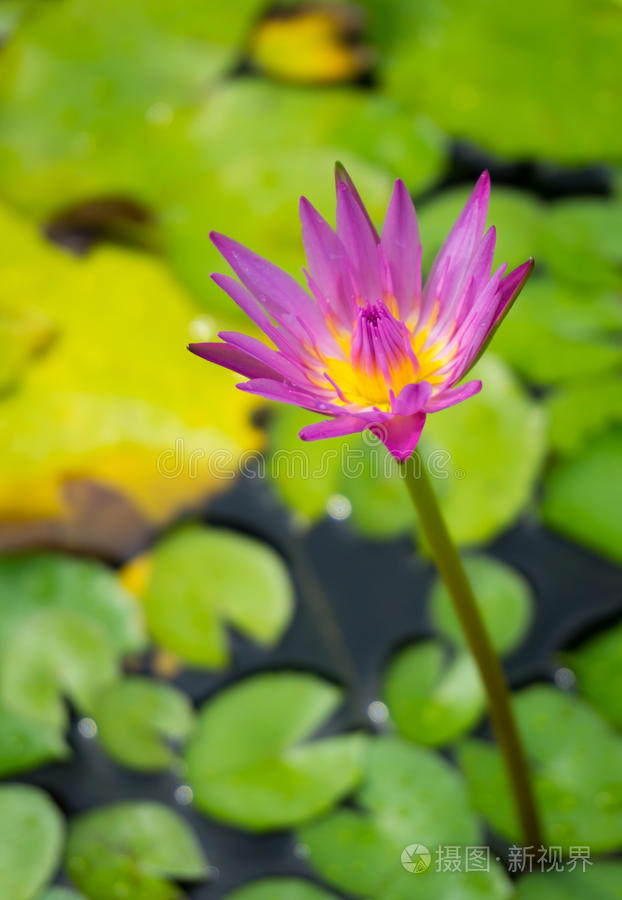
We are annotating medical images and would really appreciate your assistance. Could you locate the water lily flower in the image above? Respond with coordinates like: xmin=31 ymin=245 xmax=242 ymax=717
xmin=190 ymin=168 xmax=533 ymax=460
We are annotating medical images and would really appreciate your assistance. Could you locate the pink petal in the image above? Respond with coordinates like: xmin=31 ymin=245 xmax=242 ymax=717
xmin=188 ymin=342 xmax=282 ymax=381
xmin=336 ymin=180 xmax=382 ymax=303
xmin=391 ymin=381 xmax=433 ymax=415
xmin=217 ymin=331 xmax=307 ymax=384
xmin=237 ymin=378 xmax=340 ymax=414
xmin=299 ymin=414 xmax=368 ymax=441
xmin=371 ymin=411 xmax=427 ymax=461
xmin=426 ymin=380 xmax=482 ymax=412
xmin=381 ymin=179 xmax=422 ymax=319
xmin=211 ymin=232 xmax=323 ymax=329
xmin=335 ymin=163 xmax=380 ymax=241
xmin=422 ymin=171 xmax=490 ymax=317
xmin=299 ymin=197 xmax=354 ymax=326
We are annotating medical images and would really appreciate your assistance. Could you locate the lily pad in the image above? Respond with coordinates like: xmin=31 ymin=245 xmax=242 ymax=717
xmin=380 ymin=0 xmax=622 ymax=162
xmin=0 ymin=784 xmax=64 ymax=900
xmin=139 ymin=524 xmax=294 ymax=668
xmin=0 ymin=552 xmax=144 ymax=656
xmin=429 ymin=555 xmax=533 ymax=655
xmin=419 ymin=356 xmax=546 ymax=546
xmin=184 ymin=672 xmax=365 ymax=830
xmin=383 ymin=641 xmax=485 ymax=746
xmin=66 ymin=801 xmax=208 ymax=900
xmin=541 ymin=427 xmax=622 ymax=565
xmin=0 ymin=200 xmax=261 ymax=533
xmin=459 ymin=685 xmax=622 ymax=851
xmin=491 ymin=279 xmax=622 ymax=386
xmin=0 ymin=609 xmax=118 ymax=731
xmin=0 ymin=705 xmax=68 ymax=777
xmin=514 ymin=862 xmax=622 ymax=899
xmin=566 ymin=622 xmax=622 ymax=729
xmin=547 ymin=375 xmax=622 ymax=456
xmin=92 ymin=676 xmax=194 ymax=771
xmin=300 ymin=735 xmax=511 ymax=899
xmin=223 ymin=879 xmax=339 ymax=900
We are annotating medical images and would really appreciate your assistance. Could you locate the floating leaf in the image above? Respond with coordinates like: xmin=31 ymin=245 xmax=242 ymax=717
xmin=66 ymin=802 xmax=208 ymax=900
xmin=223 ymin=879 xmax=338 ymax=900
xmin=185 ymin=672 xmax=365 ymax=830
xmin=383 ymin=641 xmax=485 ymax=747
xmin=0 ymin=706 xmax=68 ymax=777
xmin=138 ymin=524 xmax=294 ymax=668
xmin=0 ymin=784 xmax=64 ymax=900
xmin=542 ymin=196 xmax=622 ymax=291
xmin=300 ymin=735 xmax=511 ymax=899
xmin=459 ymin=685 xmax=622 ymax=851
xmin=429 ymin=555 xmax=533 ymax=655
xmin=419 ymin=356 xmax=546 ymax=546
xmin=0 ymin=609 xmax=118 ymax=730
xmin=566 ymin=622 xmax=622 ymax=729
xmin=380 ymin=0 xmax=622 ymax=162
xmin=92 ymin=676 xmax=194 ymax=771
xmin=0 ymin=0 xmax=267 ymax=215
xmin=491 ymin=279 xmax=622 ymax=386
xmin=0 ymin=553 xmax=144 ymax=656
xmin=541 ymin=428 xmax=622 ymax=564
xmin=514 ymin=862 xmax=622 ymax=900
xmin=0 ymin=201 xmax=261 ymax=535
xmin=547 ymin=375 xmax=622 ymax=456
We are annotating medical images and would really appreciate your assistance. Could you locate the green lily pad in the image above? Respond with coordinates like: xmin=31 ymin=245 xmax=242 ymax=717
xmin=380 ymin=0 xmax=622 ymax=162
xmin=541 ymin=427 xmax=622 ymax=565
xmin=300 ymin=735 xmax=511 ymax=899
xmin=92 ymin=676 xmax=194 ymax=771
xmin=0 ymin=553 xmax=144 ymax=656
xmin=514 ymin=862 xmax=622 ymax=900
xmin=0 ymin=705 xmax=68 ymax=777
xmin=223 ymin=879 xmax=338 ymax=900
xmin=542 ymin=196 xmax=622 ymax=291
xmin=0 ymin=609 xmax=118 ymax=731
xmin=459 ymin=685 xmax=622 ymax=851
xmin=66 ymin=802 xmax=208 ymax=900
xmin=429 ymin=555 xmax=533 ymax=655
xmin=0 ymin=784 xmax=64 ymax=900
xmin=141 ymin=524 xmax=293 ymax=668
xmin=547 ymin=375 xmax=622 ymax=456
xmin=184 ymin=672 xmax=365 ymax=831
xmin=0 ymin=0 xmax=266 ymax=216
xmin=491 ymin=279 xmax=622 ymax=386
xmin=419 ymin=356 xmax=546 ymax=546
xmin=383 ymin=641 xmax=485 ymax=746
xmin=566 ymin=622 xmax=622 ymax=729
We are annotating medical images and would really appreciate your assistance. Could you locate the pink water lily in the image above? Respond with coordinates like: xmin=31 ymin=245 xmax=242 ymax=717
xmin=190 ymin=167 xmax=533 ymax=460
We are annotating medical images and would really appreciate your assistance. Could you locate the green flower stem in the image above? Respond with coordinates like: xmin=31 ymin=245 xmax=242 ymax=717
xmin=402 ymin=448 xmax=542 ymax=848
